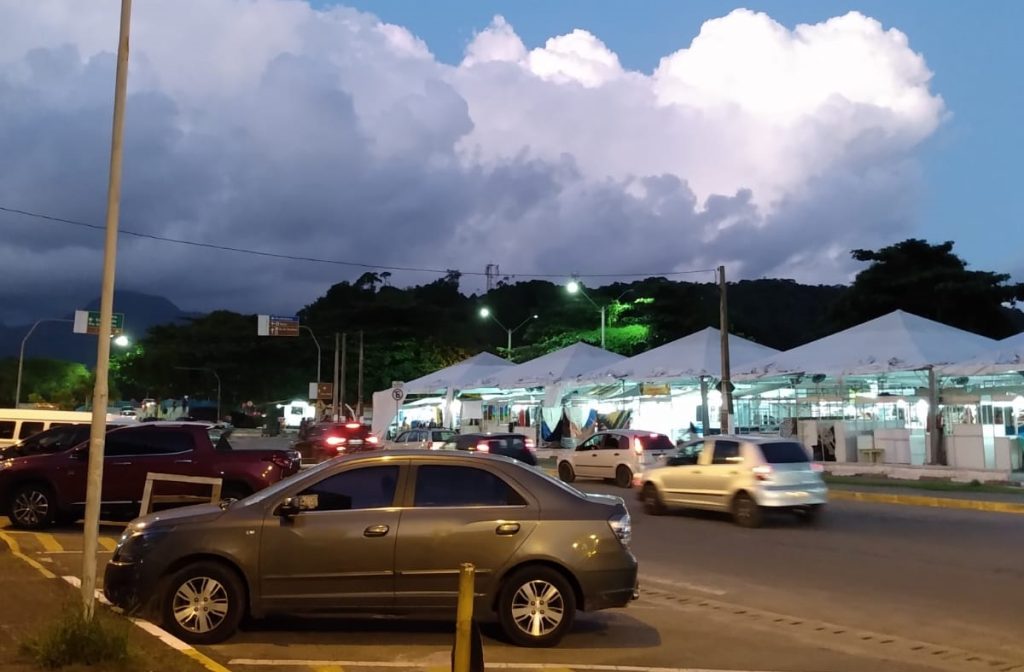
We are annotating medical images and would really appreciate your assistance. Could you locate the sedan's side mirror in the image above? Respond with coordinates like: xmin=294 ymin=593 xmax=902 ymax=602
xmin=276 ymin=494 xmax=317 ymax=517
xmin=70 ymin=445 xmax=89 ymax=461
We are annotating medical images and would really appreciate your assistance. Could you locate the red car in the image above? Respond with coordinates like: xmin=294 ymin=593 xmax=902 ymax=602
xmin=0 ymin=422 xmax=300 ymax=530
xmin=293 ymin=422 xmax=379 ymax=462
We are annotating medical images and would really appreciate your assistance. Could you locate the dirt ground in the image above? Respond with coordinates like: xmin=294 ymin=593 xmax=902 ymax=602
xmin=0 ymin=549 xmax=209 ymax=672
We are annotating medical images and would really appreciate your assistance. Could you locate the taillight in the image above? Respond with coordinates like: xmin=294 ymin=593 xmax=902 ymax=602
xmin=608 ymin=513 xmax=632 ymax=545
xmin=325 ymin=436 xmax=347 ymax=446
xmin=476 ymin=443 xmax=491 ymax=453
xmin=633 ymin=438 xmax=643 ymax=456
xmin=366 ymin=436 xmax=379 ymax=445
xmin=752 ymin=465 xmax=774 ymax=481
xmin=345 ymin=422 xmax=361 ymax=429
xmin=525 ymin=439 xmax=535 ymax=451
xmin=810 ymin=463 xmax=825 ymax=473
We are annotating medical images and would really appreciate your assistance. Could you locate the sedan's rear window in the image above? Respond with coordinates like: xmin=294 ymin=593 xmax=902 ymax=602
xmin=759 ymin=441 xmax=811 ymax=464
xmin=635 ymin=434 xmax=674 ymax=451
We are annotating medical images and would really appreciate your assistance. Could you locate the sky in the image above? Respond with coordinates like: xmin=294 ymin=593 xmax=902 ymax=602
xmin=0 ymin=0 xmax=1020 ymax=325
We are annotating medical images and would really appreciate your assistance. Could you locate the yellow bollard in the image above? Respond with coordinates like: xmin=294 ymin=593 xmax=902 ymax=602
xmin=453 ymin=562 xmax=476 ymax=672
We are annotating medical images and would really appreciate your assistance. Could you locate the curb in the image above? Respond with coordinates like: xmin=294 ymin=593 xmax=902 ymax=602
xmin=830 ymin=489 xmax=1024 ymax=514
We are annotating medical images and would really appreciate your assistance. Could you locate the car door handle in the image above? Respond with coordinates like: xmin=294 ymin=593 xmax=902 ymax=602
xmin=496 ymin=522 xmax=520 ymax=536
xmin=613 ymin=453 xmax=619 ymax=457
xmin=692 ymin=470 xmax=702 ymax=475
xmin=110 ymin=461 xmax=131 ymax=466
xmin=175 ymin=459 xmax=193 ymax=464
xmin=364 ymin=524 xmax=390 ymax=537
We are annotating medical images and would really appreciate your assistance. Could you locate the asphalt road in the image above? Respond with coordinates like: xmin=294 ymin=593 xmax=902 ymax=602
xmin=3 ymin=476 xmax=1024 ymax=672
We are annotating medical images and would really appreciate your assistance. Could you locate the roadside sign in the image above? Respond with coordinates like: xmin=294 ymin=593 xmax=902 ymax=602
xmin=391 ymin=387 xmax=406 ymax=402
xmin=73 ymin=310 xmax=125 ymax=336
xmin=317 ymin=383 xmax=333 ymax=400
xmin=257 ymin=314 xmax=301 ymax=337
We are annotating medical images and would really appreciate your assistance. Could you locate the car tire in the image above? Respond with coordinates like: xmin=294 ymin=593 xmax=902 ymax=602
xmin=795 ymin=504 xmax=824 ymax=525
xmin=557 ymin=462 xmax=575 ymax=483
xmin=162 ymin=561 xmax=246 ymax=645
xmin=498 ymin=566 xmax=577 ymax=647
xmin=615 ymin=465 xmax=633 ymax=488
xmin=731 ymin=492 xmax=763 ymax=528
xmin=8 ymin=483 xmax=57 ymax=530
xmin=642 ymin=483 xmax=666 ymax=515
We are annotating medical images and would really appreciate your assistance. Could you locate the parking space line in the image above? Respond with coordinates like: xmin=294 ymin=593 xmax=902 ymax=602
xmin=228 ymin=662 xmax=773 ymax=671
xmin=0 ymin=530 xmax=56 ymax=579
xmin=35 ymin=532 xmax=65 ymax=553
xmin=99 ymin=536 xmax=118 ymax=552
xmin=312 ymin=667 xmax=345 ymax=672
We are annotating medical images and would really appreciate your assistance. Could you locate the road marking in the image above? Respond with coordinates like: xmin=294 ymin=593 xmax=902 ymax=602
xmin=35 ymin=532 xmax=64 ymax=553
xmin=63 ymin=575 xmax=233 ymax=672
xmin=229 ymin=662 xmax=774 ymax=671
xmin=830 ymin=489 xmax=1024 ymax=514
xmin=0 ymin=530 xmax=56 ymax=579
xmin=99 ymin=536 xmax=118 ymax=552
xmin=640 ymin=575 xmax=727 ymax=596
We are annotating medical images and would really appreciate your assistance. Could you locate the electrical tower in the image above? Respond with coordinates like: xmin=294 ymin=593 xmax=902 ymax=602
xmin=485 ymin=263 xmax=500 ymax=292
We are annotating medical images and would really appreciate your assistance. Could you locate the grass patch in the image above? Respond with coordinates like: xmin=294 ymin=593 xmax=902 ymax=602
xmin=825 ymin=474 xmax=1024 ymax=496
xmin=19 ymin=606 xmax=129 ymax=669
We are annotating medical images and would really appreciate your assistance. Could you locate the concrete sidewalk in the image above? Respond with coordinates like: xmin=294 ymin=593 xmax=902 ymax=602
xmin=827 ymin=484 xmax=1024 ymax=514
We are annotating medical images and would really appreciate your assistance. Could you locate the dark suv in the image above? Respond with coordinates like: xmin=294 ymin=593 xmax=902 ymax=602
xmin=293 ymin=422 xmax=379 ymax=462
xmin=442 ymin=433 xmax=537 ymax=466
xmin=0 ymin=422 xmax=300 ymax=529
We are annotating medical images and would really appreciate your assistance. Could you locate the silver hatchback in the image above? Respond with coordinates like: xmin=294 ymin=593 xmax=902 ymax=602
xmin=636 ymin=435 xmax=827 ymax=527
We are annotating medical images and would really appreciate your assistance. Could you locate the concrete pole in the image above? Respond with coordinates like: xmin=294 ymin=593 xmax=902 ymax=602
xmin=82 ymin=0 xmax=132 ymax=620
xmin=699 ymin=375 xmax=711 ymax=436
xmin=357 ymin=331 xmax=364 ymax=418
xmin=927 ymin=366 xmax=941 ymax=464
xmin=339 ymin=333 xmax=347 ymax=420
xmin=718 ymin=265 xmax=733 ymax=435
xmin=332 ymin=333 xmax=340 ymax=421
xmin=600 ymin=305 xmax=606 ymax=350
xmin=506 ymin=329 xmax=512 ymax=359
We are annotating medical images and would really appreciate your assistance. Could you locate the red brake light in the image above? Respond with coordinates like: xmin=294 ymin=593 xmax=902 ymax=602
xmin=326 ymin=436 xmax=347 ymax=446
xmin=525 ymin=439 xmax=535 ymax=451
xmin=476 ymin=443 xmax=491 ymax=453
xmin=752 ymin=465 xmax=774 ymax=481
xmin=367 ymin=436 xmax=379 ymax=445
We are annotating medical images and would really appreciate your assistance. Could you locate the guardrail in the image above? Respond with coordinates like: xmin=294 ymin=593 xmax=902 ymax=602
xmin=139 ymin=472 xmax=224 ymax=516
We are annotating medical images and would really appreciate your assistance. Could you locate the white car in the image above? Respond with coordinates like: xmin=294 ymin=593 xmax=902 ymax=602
xmin=386 ymin=428 xmax=457 ymax=450
xmin=637 ymin=435 xmax=827 ymax=528
xmin=557 ymin=429 xmax=674 ymax=488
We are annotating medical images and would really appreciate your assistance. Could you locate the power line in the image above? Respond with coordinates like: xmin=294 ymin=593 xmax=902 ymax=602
xmin=0 ymin=204 xmax=718 ymax=280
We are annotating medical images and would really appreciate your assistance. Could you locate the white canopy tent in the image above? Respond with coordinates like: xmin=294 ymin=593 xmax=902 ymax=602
xmin=370 ymin=351 xmax=512 ymax=436
xmin=400 ymin=351 xmax=513 ymax=394
xmin=939 ymin=331 xmax=1024 ymax=376
xmin=468 ymin=342 xmax=626 ymax=390
xmin=735 ymin=310 xmax=998 ymax=379
xmin=578 ymin=327 xmax=779 ymax=384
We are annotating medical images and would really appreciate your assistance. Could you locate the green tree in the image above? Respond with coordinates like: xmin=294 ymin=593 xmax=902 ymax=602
xmin=830 ymin=239 xmax=1024 ymax=338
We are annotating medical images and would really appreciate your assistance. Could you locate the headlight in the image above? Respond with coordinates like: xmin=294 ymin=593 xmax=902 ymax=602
xmin=113 ymin=529 xmax=166 ymax=563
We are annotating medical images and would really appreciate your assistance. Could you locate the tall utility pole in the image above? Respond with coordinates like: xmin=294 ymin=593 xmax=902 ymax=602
xmin=356 ymin=331 xmax=364 ymax=418
xmin=718 ymin=265 xmax=733 ymax=435
xmin=82 ymin=0 xmax=132 ymax=620
xmin=299 ymin=326 xmax=322 ymax=383
xmin=332 ymin=333 xmax=340 ymax=421
xmin=339 ymin=333 xmax=347 ymax=419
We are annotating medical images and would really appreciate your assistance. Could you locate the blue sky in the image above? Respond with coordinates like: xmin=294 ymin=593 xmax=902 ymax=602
xmin=331 ymin=0 xmax=1024 ymax=278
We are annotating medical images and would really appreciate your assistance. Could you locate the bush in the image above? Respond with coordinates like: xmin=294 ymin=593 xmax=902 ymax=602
xmin=20 ymin=606 xmax=129 ymax=669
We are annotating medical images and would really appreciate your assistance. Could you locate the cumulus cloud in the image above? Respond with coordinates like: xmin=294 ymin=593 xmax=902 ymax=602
xmin=0 ymin=2 xmax=944 ymax=322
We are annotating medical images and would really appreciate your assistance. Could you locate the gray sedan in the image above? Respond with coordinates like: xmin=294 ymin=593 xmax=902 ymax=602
xmin=104 ymin=450 xmax=638 ymax=647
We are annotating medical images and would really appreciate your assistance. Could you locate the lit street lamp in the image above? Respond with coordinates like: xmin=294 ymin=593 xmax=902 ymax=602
xmin=479 ymin=307 xmax=537 ymax=360
xmin=113 ymin=334 xmax=130 ymax=347
xmin=566 ymin=279 xmax=606 ymax=349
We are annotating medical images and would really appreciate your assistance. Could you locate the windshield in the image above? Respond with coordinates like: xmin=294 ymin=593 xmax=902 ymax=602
xmin=238 ymin=460 xmax=334 ymax=505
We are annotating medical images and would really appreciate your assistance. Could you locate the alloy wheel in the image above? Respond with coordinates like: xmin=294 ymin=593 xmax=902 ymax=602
xmin=12 ymin=490 xmax=49 ymax=527
xmin=510 ymin=580 xmax=565 ymax=638
xmin=172 ymin=577 xmax=230 ymax=634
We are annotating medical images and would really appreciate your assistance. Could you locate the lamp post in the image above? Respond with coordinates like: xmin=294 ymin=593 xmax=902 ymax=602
xmin=566 ymin=280 xmax=606 ymax=349
xmin=176 ymin=366 xmax=221 ymax=422
xmin=15 ymin=318 xmax=73 ymax=407
xmin=299 ymin=325 xmax=322 ymax=383
xmin=479 ymin=308 xmax=537 ymax=360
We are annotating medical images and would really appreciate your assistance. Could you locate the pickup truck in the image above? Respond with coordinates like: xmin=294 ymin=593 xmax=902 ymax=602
xmin=0 ymin=422 xmax=301 ymax=530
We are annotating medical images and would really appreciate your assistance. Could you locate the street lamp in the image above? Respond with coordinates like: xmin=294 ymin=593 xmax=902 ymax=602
xmin=299 ymin=326 xmax=322 ymax=383
xmin=479 ymin=307 xmax=538 ymax=360
xmin=176 ymin=366 xmax=222 ymax=422
xmin=565 ymin=279 xmax=606 ymax=349
xmin=15 ymin=318 xmax=74 ymax=407
xmin=113 ymin=334 xmax=130 ymax=347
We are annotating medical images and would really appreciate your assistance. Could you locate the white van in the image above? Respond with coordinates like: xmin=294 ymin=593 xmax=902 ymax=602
xmin=0 ymin=409 xmax=131 ymax=450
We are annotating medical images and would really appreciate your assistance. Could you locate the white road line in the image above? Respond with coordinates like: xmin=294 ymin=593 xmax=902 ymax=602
xmin=639 ymin=575 xmax=728 ymax=596
xmin=228 ymin=661 xmax=776 ymax=672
